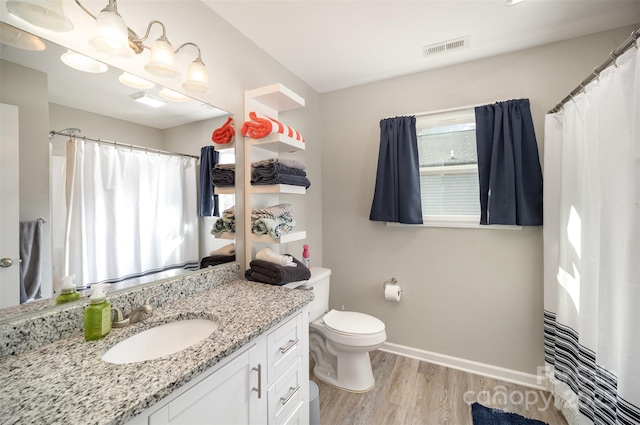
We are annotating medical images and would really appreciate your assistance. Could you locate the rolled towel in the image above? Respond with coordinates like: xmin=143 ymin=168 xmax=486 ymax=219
xmin=241 ymin=112 xmax=305 ymax=143
xmin=256 ymin=247 xmax=296 ymax=267
xmin=210 ymin=243 xmax=236 ymax=256
xmin=211 ymin=116 xmax=235 ymax=145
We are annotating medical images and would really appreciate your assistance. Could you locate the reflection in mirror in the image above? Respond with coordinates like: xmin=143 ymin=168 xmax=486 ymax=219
xmin=0 ymin=23 xmax=235 ymax=319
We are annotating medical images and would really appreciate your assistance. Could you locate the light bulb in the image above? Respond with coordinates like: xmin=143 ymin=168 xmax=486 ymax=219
xmin=182 ymin=58 xmax=209 ymax=93
xmin=144 ymin=37 xmax=178 ymax=78
xmin=89 ymin=6 xmax=131 ymax=57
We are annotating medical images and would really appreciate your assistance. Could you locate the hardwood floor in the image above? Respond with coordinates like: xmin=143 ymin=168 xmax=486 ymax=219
xmin=310 ymin=350 xmax=569 ymax=425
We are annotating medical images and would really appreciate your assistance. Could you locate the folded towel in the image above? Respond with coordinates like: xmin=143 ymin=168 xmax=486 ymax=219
xmin=211 ymin=116 xmax=235 ymax=145
xmin=241 ymin=112 xmax=305 ymax=143
xmin=251 ymin=203 xmax=293 ymax=219
xmin=252 ymin=172 xmax=311 ymax=189
xmin=256 ymin=247 xmax=296 ymax=267
xmin=222 ymin=206 xmax=235 ymax=218
xmin=211 ymin=166 xmax=235 ymax=186
xmin=200 ymin=254 xmax=236 ymax=268
xmin=252 ymin=163 xmax=307 ymax=179
xmin=210 ymin=243 xmax=236 ymax=256
xmin=253 ymin=158 xmax=307 ymax=170
xmin=245 ymin=257 xmax=311 ymax=285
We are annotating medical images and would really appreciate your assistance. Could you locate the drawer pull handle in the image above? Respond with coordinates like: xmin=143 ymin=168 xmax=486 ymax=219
xmin=280 ymin=385 xmax=300 ymax=406
xmin=279 ymin=338 xmax=299 ymax=354
xmin=251 ymin=364 xmax=262 ymax=399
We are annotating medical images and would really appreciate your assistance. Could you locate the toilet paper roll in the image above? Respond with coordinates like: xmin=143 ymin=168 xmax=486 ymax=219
xmin=384 ymin=284 xmax=402 ymax=302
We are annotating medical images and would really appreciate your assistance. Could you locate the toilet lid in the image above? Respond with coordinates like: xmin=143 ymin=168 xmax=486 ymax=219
xmin=323 ymin=310 xmax=385 ymax=335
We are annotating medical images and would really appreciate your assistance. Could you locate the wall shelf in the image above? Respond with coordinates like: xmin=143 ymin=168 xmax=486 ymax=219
xmin=215 ymin=232 xmax=235 ymax=240
xmin=214 ymin=187 xmax=235 ymax=195
xmin=249 ymin=134 xmax=305 ymax=153
xmin=251 ymin=184 xmax=306 ymax=195
xmin=245 ymin=83 xmax=305 ymax=112
xmin=250 ymin=231 xmax=306 ymax=244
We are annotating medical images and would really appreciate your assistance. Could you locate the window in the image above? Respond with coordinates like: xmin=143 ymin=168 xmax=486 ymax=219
xmin=416 ymin=108 xmax=480 ymax=225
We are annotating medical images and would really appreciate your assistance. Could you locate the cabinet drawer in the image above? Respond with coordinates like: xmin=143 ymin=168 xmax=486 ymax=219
xmin=268 ymin=358 xmax=304 ymax=425
xmin=280 ymin=405 xmax=302 ymax=425
xmin=267 ymin=313 xmax=303 ymax=384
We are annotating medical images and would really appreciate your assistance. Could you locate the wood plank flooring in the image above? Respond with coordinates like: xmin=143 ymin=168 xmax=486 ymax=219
xmin=310 ymin=350 xmax=569 ymax=425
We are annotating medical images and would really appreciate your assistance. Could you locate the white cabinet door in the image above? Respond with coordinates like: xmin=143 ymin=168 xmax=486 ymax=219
xmin=149 ymin=345 xmax=263 ymax=425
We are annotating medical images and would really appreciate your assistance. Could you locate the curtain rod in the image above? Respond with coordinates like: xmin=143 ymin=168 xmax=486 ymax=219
xmin=548 ymin=27 xmax=639 ymax=114
xmin=48 ymin=130 xmax=201 ymax=160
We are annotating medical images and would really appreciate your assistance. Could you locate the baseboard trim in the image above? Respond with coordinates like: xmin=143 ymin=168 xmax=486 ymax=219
xmin=379 ymin=342 xmax=545 ymax=390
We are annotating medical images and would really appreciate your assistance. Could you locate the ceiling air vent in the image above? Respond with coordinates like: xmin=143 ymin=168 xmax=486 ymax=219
xmin=422 ymin=36 xmax=470 ymax=57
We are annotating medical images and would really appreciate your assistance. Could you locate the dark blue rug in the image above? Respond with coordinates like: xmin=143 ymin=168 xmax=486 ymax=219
xmin=471 ymin=403 xmax=549 ymax=425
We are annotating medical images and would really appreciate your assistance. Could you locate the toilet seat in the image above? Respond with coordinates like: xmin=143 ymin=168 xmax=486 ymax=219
xmin=323 ymin=310 xmax=385 ymax=335
xmin=311 ymin=310 xmax=386 ymax=349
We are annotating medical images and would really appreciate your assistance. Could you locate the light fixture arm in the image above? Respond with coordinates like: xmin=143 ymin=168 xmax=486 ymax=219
xmin=175 ymin=42 xmax=203 ymax=62
xmin=129 ymin=20 xmax=170 ymax=53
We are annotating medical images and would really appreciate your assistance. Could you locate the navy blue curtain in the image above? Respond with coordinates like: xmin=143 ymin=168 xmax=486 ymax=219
xmin=475 ymin=99 xmax=543 ymax=225
xmin=199 ymin=146 xmax=219 ymax=217
xmin=369 ymin=116 xmax=423 ymax=224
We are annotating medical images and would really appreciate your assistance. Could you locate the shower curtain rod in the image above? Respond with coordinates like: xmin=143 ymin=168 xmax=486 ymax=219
xmin=48 ymin=130 xmax=201 ymax=160
xmin=548 ymin=27 xmax=639 ymax=114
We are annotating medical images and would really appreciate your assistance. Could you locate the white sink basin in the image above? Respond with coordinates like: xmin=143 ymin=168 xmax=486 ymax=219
xmin=101 ymin=319 xmax=219 ymax=364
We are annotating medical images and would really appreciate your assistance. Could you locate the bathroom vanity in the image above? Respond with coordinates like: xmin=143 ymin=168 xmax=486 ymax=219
xmin=0 ymin=265 xmax=313 ymax=425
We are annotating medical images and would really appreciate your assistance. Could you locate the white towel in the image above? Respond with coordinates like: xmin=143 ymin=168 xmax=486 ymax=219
xmin=210 ymin=243 xmax=236 ymax=256
xmin=256 ymin=247 xmax=296 ymax=267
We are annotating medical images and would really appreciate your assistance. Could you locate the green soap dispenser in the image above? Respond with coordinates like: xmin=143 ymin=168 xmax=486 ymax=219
xmin=84 ymin=284 xmax=111 ymax=341
xmin=56 ymin=274 xmax=81 ymax=305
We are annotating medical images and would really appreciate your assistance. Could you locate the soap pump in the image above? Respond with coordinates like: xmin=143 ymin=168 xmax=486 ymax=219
xmin=55 ymin=274 xmax=81 ymax=305
xmin=302 ymin=245 xmax=310 ymax=269
xmin=84 ymin=284 xmax=111 ymax=341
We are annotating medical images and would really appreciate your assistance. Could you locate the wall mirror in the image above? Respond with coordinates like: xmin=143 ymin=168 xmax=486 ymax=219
xmin=0 ymin=22 xmax=235 ymax=321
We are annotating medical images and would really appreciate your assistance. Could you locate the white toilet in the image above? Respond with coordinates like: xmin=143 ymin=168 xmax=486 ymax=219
xmin=298 ymin=267 xmax=386 ymax=393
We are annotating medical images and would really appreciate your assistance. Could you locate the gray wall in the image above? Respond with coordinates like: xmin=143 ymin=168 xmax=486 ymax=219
xmin=319 ymin=25 xmax=637 ymax=375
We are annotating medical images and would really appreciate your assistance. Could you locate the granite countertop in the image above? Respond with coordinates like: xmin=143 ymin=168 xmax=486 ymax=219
xmin=0 ymin=279 xmax=313 ymax=425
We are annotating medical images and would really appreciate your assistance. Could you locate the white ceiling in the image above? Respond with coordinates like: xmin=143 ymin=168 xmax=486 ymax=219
xmin=204 ymin=0 xmax=640 ymax=93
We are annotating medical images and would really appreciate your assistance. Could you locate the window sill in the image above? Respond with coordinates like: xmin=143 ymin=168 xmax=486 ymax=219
xmin=386 ymin=216 xmax=522 ymax=230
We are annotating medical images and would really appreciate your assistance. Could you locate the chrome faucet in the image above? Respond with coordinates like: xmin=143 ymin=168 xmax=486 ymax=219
xmin=129 ymin=296 xmax=157 ymax=324
xmin=111 ymin=296 xmax=158 ymax=328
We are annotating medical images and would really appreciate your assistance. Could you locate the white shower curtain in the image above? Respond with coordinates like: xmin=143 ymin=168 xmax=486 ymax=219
xmin=65 ymin=140 xmax=199 ymax=288
xmin=543 ymin=46 xmax=639 ymax=425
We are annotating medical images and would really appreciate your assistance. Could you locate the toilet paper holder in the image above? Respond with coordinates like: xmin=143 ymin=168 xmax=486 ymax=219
xmin=383 ymin=278 xmax=403 ymax=292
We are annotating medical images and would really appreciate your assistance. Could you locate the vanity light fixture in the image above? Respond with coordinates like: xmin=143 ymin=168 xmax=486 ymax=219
xmin=75 ymin=0 xmax=209 ymax=93
xmin=130 ymin=91 xmax=167 ymax=108
xmin=119 ymin=72 xmax=155 ymax=89
xmin=0 ymin=21 xmax=46 ymax=50
xmin=159 ymin=87 xmax=189 ymax=103
xmin=61 ymin=49 xmax=108 ymax=73
xmin=5 ymin=0 xmax=74 ymax=32
xmin=88 ymin=0 xmax=130 ymax=57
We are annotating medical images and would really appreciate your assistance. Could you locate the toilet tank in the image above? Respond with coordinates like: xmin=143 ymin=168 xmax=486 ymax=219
xmin=298 ymin=267 xmax=331 ymax=321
